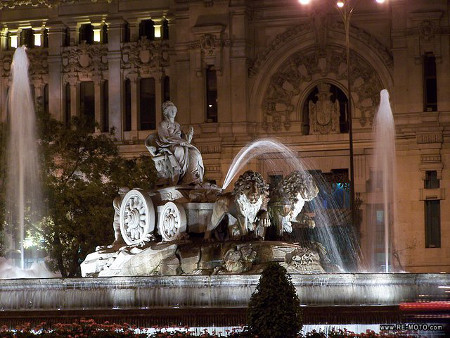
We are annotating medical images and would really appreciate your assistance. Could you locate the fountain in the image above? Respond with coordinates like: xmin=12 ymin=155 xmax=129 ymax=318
xmin=369 ymin=89 xmax=396 ymax=272
xmin=0 ymin=89 xmax=447 ymax=330
xmin=3 ymin=47 xmax=43 ymax=271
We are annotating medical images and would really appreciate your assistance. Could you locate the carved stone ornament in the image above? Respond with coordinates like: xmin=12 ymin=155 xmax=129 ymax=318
xmin=1 ymin=49 xmax=48 ymax=78
xmin=249 ymin=21 xmax=392 ymax=77
xmin=0 ymin=0 xmax=111 ymax=8
xmin=61 ymin=42 xmax=108 ymax=81
xmin=419 ymin=20 xmax=436 ymax=41
xmin=309 ymin=82 xmax=340 ymax=134
xmin=122 ymin=38 xmax=169 ymax=77
xmin=262 ymin=47 xmax=383 ymax=131
xmin=157 ymin=202 xmax=187 ymax=242
xmin=119 ymin=189 xmax=156 ymax=245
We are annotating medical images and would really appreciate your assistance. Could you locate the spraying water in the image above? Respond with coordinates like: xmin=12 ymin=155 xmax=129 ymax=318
xmin=222 ymin=138 xmax=361 ymax=270
xmin=5 ymin=47 xmax=43 ymax=270
xmin=372 ymin=89 xmax=396 ymax=272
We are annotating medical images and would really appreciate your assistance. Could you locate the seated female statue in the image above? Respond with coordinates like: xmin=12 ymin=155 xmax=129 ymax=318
xmin=147 ymin=101 xmax=204 ymax=185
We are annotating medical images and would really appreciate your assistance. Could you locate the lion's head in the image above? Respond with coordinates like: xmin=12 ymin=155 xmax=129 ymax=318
xmin=233 ymin=170 xmax=269 ymax=204
xmin=283 ymin=170 xmax=319 ymax=204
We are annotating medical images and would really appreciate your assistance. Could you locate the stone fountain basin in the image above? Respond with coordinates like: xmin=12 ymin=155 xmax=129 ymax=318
xmin=0 ymin=273 xmax=448 ymax=311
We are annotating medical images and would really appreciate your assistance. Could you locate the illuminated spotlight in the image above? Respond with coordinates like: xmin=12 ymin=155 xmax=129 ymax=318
xmin=376 ymin=0 xmax=386 ymax=3
xmin=34 ymin=33 xmax=41 ymax=46
xmin=93 ymin=28 xmax=101 ymax=42
xmin=298 ymin=0 xmax=311 ymax=5
xmin=10 ymin=35 xmax=18 ymax=48
xmin=337 ymin=0 xmax=345 ymax=8
xmin=154 ymin=24 xmax=161 ymax=38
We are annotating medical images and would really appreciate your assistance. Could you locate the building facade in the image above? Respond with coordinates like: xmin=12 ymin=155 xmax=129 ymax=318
xmin=0 ymin=0 xmax=448 ymax=272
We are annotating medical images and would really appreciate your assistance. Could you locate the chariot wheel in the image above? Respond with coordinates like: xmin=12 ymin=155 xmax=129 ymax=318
xmin=120 ymin=189 xmax=155 ymax=245
xmin=157 ymin=202 xmax=187 ymax=241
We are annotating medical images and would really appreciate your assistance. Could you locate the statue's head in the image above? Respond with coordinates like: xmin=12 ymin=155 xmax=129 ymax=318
xmin=233 ymin=170 xmax=269 ymax=204
xmin=162 ymin=101 xmax=177 ymax=118
xmin=283 ymin=170 xmax=319 ymax=204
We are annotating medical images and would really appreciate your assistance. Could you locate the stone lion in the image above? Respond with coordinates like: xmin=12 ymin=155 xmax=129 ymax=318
xmin=205 ymin=170 xmax=270 ymax=240
xmin=281 ymin=170 xmax=319 ymax=233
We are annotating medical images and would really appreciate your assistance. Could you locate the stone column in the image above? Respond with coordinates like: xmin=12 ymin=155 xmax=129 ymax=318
xmin=106 ymin=17 xmax=125 ymax=140
xmin=93 ymin=75 xmax=104 ymax=133
xmin=68 ymin=77 xmax=79 ymax=117
xmin=0 ymin=27 xmax=8 ymax=51
xmin=47 ymin=21 xmax=65 ymax=120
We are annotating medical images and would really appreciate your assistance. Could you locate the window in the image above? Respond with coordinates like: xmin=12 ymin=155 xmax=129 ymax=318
xmin=102 ymin=80 xmax=109 ymax=132
xmin=162 ymin=76 xmax=170 ymax=102
xmin=124 ymin=79 xmax=131 ymax=131
xmin=123 ymin=22 xmax=130 ymax=43
xmin=425 ymin=170 xmax=439 ymax=189
xmin=65 ymin=83 xmax=71 ymax=126
xmin=423 ymin=53 xmax=437 ymax=112
xmin=162 ymin=19 xmax=169 ymax=40
xmin=43 ymin=29 xmax=48 ymax=48
xmin=140 ymin=78 xmax=156 ymax=130
xmin=43 ymin=84 xmax=49 ymax=114
xmin=20 ymin=29 xmax=34 ymax=48
xmin=139 ymin=19 xmax=155 ymax=40
xmin=425 ymin=200 xmax=440 ymax=248
xmin=206 ymin=66 xmax=218 ymax=122
xmin=80 ymin=81 xmax=95 ymax=131
xmin=79 ymin=24 xmax=94 ymax=44
xmin=101 ymin=25 xmax=108 ymax=44
xmin=64 ymin=27 xmax=70 ymax=47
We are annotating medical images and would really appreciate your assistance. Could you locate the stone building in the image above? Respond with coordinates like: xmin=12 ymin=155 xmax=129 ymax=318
xmin=0 ymin=0 xmax=448 ymax=273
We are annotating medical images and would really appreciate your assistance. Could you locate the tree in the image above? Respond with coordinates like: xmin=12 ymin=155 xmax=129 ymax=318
xmin=247 ymin=262 xmax=302 ymax=338
xmin=34 ymin=111 xmax=156 ymax=277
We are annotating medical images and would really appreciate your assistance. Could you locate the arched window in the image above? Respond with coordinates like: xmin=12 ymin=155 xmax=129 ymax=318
xmin=302 ymin=83 xmax=348 ymax=135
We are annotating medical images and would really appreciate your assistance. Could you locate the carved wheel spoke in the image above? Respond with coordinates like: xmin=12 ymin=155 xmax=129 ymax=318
xmin=120 ymin=189 xmax=155 ymax=245
xmin=157 ymin=202 xmax=187 ymax=242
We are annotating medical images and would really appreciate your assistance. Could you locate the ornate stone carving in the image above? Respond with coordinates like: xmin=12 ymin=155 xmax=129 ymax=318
xmin=61 ymin=42 xmax=108 ymax=82
xmin=119 ymin=189 xmax=156 ymax=245
xmin=309 ymin=82 xmax=340 ymax=135
xmin=206 ymin=170 xmax=270 ymax=240
xmin=121 ymin=38 xmax=169 ymax=77
xmin=157 ymin=202 xmax=187 ymax=242
xmin=249 ymin=22 xmax=392 ymax=77
xmin=0 ymin=0 xmax=111 ymax=8
xmin=262 ymin=47 xmax=383 ymax=131
xmin=221 ymin=244 xmax=257 ymax=273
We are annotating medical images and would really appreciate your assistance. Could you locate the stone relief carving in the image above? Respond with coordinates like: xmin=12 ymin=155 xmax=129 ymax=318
xmin=309 ymin=82 xmax=340 ymax=135
xmin=262 ymin=46 xmax=383 ymax=131
xmin=61 ymin=42 xmax=108 ymax=82
xmin=0 ymin=0 xmax=111 ymax=8
xmin=121 ymin=38 xmax=169 ymax=77
xmin=249 ymin=21 xmax=392 ymax=76
xmin=189 ymin=32 xmax=230 ymax=76
xmin=1 ymin=48 xmax=48 ymax=78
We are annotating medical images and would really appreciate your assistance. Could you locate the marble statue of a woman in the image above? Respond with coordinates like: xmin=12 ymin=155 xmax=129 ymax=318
xmin=146 ymin=101 xmax=204 ymax=185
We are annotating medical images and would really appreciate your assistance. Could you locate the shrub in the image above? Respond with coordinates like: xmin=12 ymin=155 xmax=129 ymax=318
xmin=247 ymin=262 xmax=302 ymax=338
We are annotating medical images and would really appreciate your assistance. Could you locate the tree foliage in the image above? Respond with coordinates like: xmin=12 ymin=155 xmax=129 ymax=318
xmin=0 ymin=109 xmax=157 ymax=277
xmin=247 ymin=262 xmax=302 ymax=338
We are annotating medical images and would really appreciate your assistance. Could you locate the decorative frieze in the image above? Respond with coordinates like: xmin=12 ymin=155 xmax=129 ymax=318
xmin=61 ymin=42 xmax=108 ymax=82
xmin=121 ymin=38 xmax=170 ymax=78
xmin=416 ymin=133 xmax=443 ymax=144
